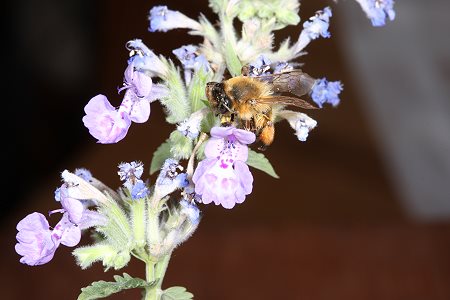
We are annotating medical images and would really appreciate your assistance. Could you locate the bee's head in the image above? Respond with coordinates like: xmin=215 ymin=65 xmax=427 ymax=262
xmin=205 ymin=82 xmax=232 ymax=114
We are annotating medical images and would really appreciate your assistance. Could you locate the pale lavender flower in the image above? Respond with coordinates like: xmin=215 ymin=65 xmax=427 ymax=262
xmin=355 ymin=0 xmax=395 ymax=27
xmin=15 ymin=213 xmax=57 ymax=266
xmin=118 ymin=161 xmax=144 ymax=181
xmin=154 ymin=159 xmax=189 ymax=198
xmin=172 ymin=45 xmax=198 ymax=69
xmin=118 ymin=161 xmax=145 ymax=192
xmin=51 ymin=214 xmax=82 ymax=248
xmin=74 ymin=168 xmax=93 ymax=182
xmin=180 ymin=200 xmax=200 ymax=225
xmin=311 ymin=78 xmax=343 ymax=108
xmin=294 ymin=7 xmax=332 ymax=54
xmin=121 ymin=61 xmax=153 ymax=98
xmin=303 ymin=7 xmax=332 ymax=39
xmin=177 ymin=108 xmax=208 ymax=139
xmin=126 ymin=39 xmax=168 ymax=77
xmin=248 ymin=55 xmax=271 ymax=76
xmin=82 ymin=94 xmax=131 ymax=144
xmin=279 ymin=110 xmax=318 ymax=142
xmin=192 ymin=127 xmax=255 ymax=209
xmin=273 ymin=61 xmax=294 ymax=74
xmin=130 ymin=180 xmax=149 ymax=200
xmin=173 ymin=45 xmax=210 ymax=85
xmin=148 ymin=6 xmax=201 ymax=33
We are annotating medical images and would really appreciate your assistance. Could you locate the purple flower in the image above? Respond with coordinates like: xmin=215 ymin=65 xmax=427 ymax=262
xmin=130 ymin=180 xmax=149 ymax=200
xmin=118 ymin=161 xmax=144 ymax=182
xmin=273 ymin=62 xmax=294 ymax=74
xmin=74 ymin=168 xmax=93 ymax=182
xmin=180 ymin=200 xmax=200 ymax=225
xmin=356 ymin=0 xmax=395 ymax=27
xmin=148 ymin=6 xmax=201 ymax=33
xmin=15 ymin=213 xmax=57 ymax=266
xmin=154 ymin=159 xmax=189 ymax=198
xmin=16 ymin=183 xmax=106 ymax=266
xmin=83 ymin=62 xmax=161 ymax=143
xmin=82 ymin=94 xmax=131 ymax=144
xmin=248 ymin=55 xmax=271 ymax=76
xmin=172 ymin=45 xmax=210 ymax=85
xmin=192 ymin=127 xmax=256 ymax=209
xmin=302 ymin=7 xmax=332 ymax=39
xmin=294 ymin=7 xmax=332 ymax=53
xmin=126 ymin=39 xmax=168 ymax=77
xmin=311 ymin=78 xmax=343 ymax=108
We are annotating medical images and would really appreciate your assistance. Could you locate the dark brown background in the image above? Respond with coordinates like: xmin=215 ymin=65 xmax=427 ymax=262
xmin=3 ymin=0 xmax=450 ymax=299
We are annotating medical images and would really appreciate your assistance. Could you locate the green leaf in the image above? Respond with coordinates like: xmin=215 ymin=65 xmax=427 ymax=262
xmin=169 ymin=131 xmax=193 ymax=160
xmin=78 ymin=273 xmax=153 ymax=300
xmin=150 ymin=140 xmax=172 ymax=175
xmin=188 ymin=68 xmax=213 ymax=112
xmin=162 ymin=286 xmax=194 ymax=300
xmin=247 ymin=149 xmax=279 ymax=178
xmin=159 ymin=59 xmax=191 ymax=124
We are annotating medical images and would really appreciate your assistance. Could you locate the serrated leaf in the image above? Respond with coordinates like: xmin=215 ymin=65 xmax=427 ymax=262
xmin=247 ymin=149 xmax=279 ymax=178
xmin=78 ymin=273 xmax=153 ymax=300
xmin=150 ymin=140 xmax=172 ymax=175
xmin=162 ymin=286 xmax=194 ymax=300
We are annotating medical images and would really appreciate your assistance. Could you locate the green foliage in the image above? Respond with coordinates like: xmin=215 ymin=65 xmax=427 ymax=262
xmin=77 ymin=273 xmax=152 ymax=300
xmin=237 ymin=0 xmax=301 ymax=29
xmin=188 ymin=68 xmax=213 ymax=112
xmin=96 ymin=201 xmax=133 ymax=252
xmin=247 ymin=149 xmax=279 ymax=178
xmin=150 ymin=140 xmax=172 ymax=175
xmin=169 ymin=130 xmax=193 ymax=160
xmin=200 ymin=111 xmax=218 ymax=134
xmin=130 ymin=200 xmax=146 ymax=248
xmin=162 ymin=286 xmax=194 ymax=300
xmin=159 ymin=59 xmax=191 ymax=124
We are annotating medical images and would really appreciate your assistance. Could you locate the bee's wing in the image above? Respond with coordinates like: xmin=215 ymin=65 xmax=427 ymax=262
xmin=258 ymin=96 xmax=318 ymax=109
xmin=255 ymin=70 xmax=316 ymax=97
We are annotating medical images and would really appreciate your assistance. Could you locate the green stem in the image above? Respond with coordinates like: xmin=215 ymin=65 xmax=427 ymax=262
xmin=155 ymin=254 xmax=172 ymax=289
xmin=144 ymin=261 xmax=157 ymax=300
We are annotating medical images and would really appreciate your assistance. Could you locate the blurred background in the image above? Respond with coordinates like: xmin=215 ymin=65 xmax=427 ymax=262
xmin=3 ymin=0 xmax=450 ymax=299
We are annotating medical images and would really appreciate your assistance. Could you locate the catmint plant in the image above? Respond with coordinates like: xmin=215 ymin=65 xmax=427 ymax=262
xmin=15 ymin=0 xmax=396 ymax=299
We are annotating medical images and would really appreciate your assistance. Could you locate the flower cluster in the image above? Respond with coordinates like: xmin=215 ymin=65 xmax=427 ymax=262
xmin=16 ymin=1 xmax=396 ymax=299
xmin=16 ymin=171 xmax=106 ymax=265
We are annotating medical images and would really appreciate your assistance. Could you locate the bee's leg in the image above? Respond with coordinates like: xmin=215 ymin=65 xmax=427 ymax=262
xmin=258 ymin=121 xmax=274 ymax=150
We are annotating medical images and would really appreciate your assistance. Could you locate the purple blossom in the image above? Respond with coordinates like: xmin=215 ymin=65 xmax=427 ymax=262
xmin=192 ymin=127 xmax=256 ymax=209
xmin=117 ymin=161 xmax=149 ymax=200
xmin=126 ymin=39 xmax=168 ymax=77
xmin=154 ymin=159 xmax=189 ymax=198
xmin=74 ymin=168 xmax=93 ymax=182
xmin=273 ymin=62 xmax=294 ymax=74
xmin=83 ymin=60 xmax=163 ymax=143
xmin=82 ymin=94 xmax=131 ymax=144
xmin=294 ymin=7 xmax=332 ymax=53
xmin=118 ymin=161 xmax=144 ymax=182
xmin=248 ymin=55 xmax=271 ymax=76
xmin=356 ymin=0 xmax=396 ymax=27
xmin=311 ymin=78 xmax=343 ymax=108
xmin=180 ymin=200 xmax=200 ymax=225
xmin=16 ymin=184 xmax=105 ymax=266
xmin=148 ymin=6 xmax=201 ymax=33
xmin=302 ymin=7 xmax=332 ymax=39
xmin=15 ymin=213 xmax=57 ymax=266
xmin=172 ymin=45 xmax=210 ymax=85
xmin=131 ymin=180 xmax=149 ymax=200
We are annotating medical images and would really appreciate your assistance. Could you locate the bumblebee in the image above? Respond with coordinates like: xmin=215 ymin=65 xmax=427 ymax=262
xmin=205 ymin=67 xmax=317 ymax=148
